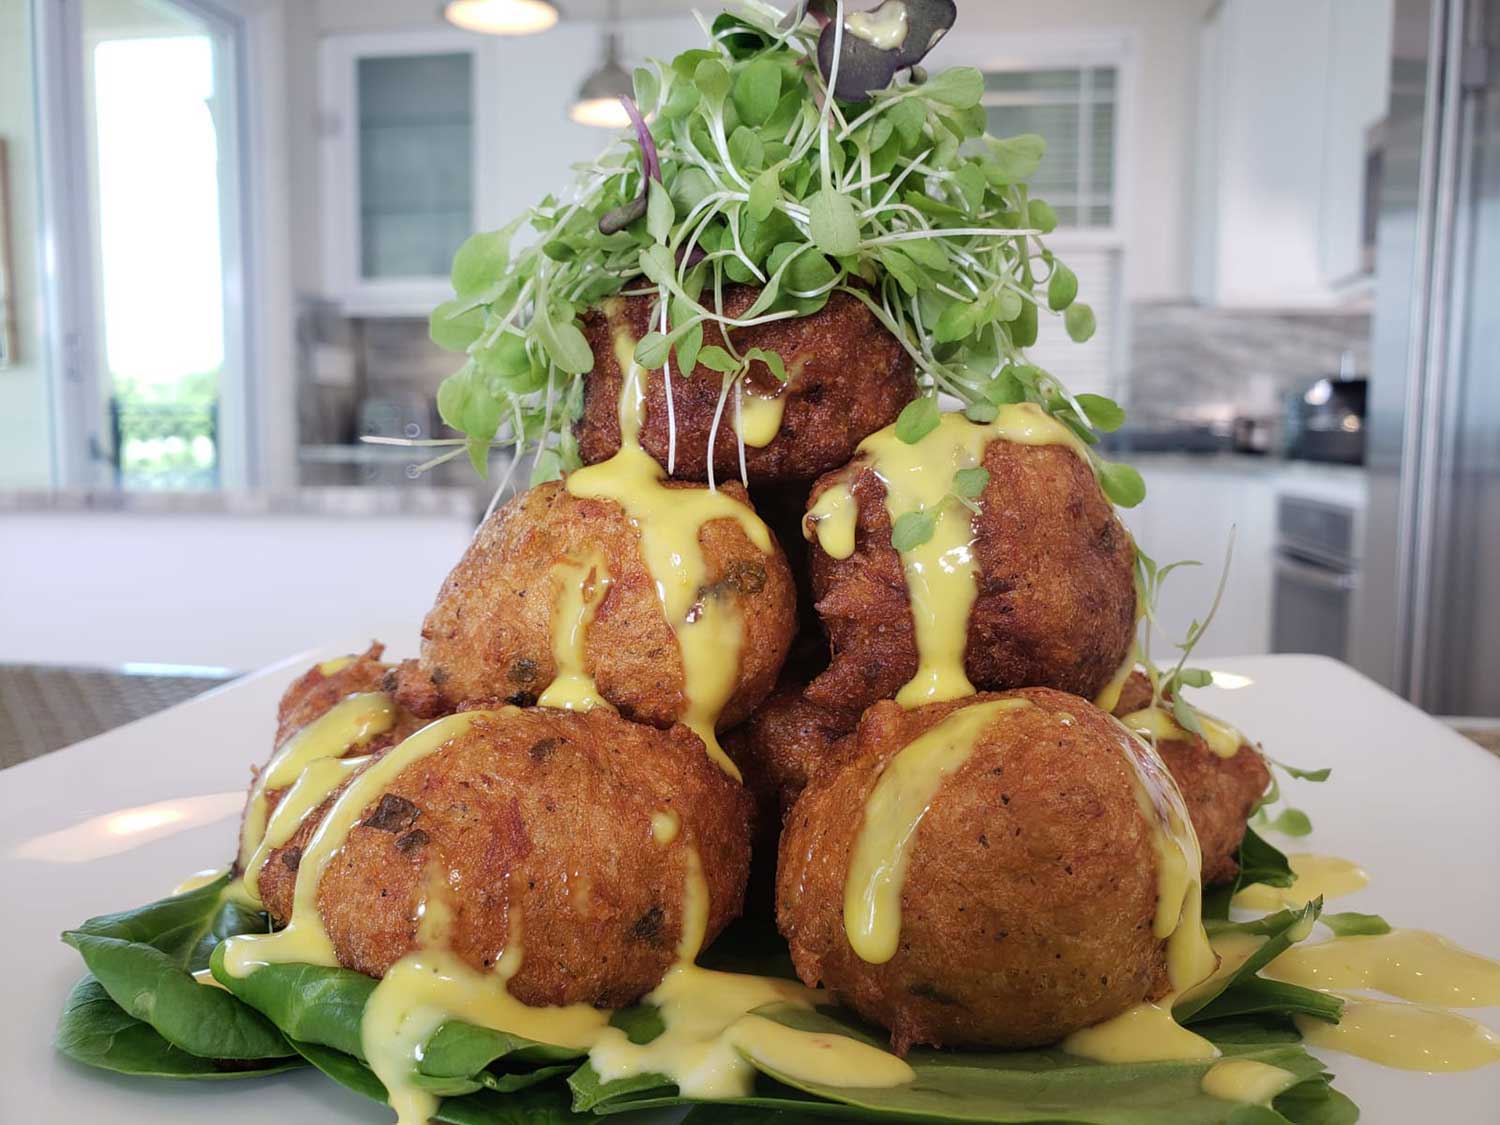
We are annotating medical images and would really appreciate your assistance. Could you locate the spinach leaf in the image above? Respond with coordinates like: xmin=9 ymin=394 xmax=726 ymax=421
xmin=1176 ymin=902 xmax=1322 ymax=1023
xmin=211 ymin=945 xmax=582 ymax=1086
xmin=65 ymin=932 xmax=291 ymax=1061
xmin=293 ymin=1040 xmax=581 ymax=1125
xmin=60 ymin=875 xmax=293 ymax=1063
xmin=54 ymin=976 xmax=301 ymax=1081
xmin=572 ymin=1001 xmax=1350 ymax=1125
xmin=210 ymin=946 xmax=375 ymax=1058
xmin=1204 ymin=828 xmax=1295 ymax=920
xmin=1187 ymin=979 xmax=1343 ymax=1026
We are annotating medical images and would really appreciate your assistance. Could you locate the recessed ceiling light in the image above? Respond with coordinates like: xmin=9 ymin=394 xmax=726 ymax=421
xmin=442 ymin=0 xmax=559 ymax=36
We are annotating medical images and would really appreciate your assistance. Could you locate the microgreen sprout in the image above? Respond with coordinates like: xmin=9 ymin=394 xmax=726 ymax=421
xmin=418 ymin=0 xmax=1146 ymax=514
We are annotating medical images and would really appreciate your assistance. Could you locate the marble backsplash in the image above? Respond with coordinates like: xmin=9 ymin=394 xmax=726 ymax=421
xmin=1123 ymin=302 xmax=1372 ymax=429
xmin=294 ymin=298 xmax=1375 ymax=448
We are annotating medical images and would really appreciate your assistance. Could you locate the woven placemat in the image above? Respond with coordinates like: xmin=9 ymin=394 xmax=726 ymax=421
xmin=0 ymin=666 xmax=234 ymax=770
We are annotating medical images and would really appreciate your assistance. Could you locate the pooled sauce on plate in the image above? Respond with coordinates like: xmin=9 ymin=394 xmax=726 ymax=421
xmin=1231 ymin=853 xmax=1369 ymax=912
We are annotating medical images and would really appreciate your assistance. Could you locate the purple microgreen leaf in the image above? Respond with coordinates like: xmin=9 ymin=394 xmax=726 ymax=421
xmin=598 ymin=95 xmax=663 ymax=235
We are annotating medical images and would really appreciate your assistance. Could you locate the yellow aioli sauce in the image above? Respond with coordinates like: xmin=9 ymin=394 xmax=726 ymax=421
xmin=241 ymin=754 xmax=372 ymax=902
xmin=536 ymin=556 xmax=614 ymax=713
xmin=1062 ymin=721 xmax=1219 ymax=1064
xmin=843 ymin=699 xmax=1030 ymax=964
xmin=567 ymin=306 xmax=775 ymax=779
xmin=846 ymin=0 xmax=909 ymax=50
xmin=1120 ymin=705 xmax=1245 ymax=760
xmin=234 ymin=692 xmax=398 ymax=903
xmin=1093 ymin=642 xmax=1140 ymax=715
xmin=803 ymin=406 xmax=1088 ymax=709
xmin=1200 ymin=1058 xmax=1299 ymax=1105
xmin=1232 ymin=854 xmax=1369 ymax=913
xmin=172 ymin=868 xmax=226 ymax=896
xmin=362 ymin=876 xmax=606 ymax=1125
xmin=651 ymin=810 xmax=681 ymax=845
xmin=722 ymin=1012 xmax=916 ymax=1088
xmin=739 ymin=386 xmax=788 ymax=449
xmin=191 ymin=967 xmax=229 ymax=991
xmin=1265 ymin=929 xmax=1500 ymax=1008
xmin=1296 ymin=996 xmax=1500 ymax=1071
xmin=318 ymin=655 xmax=357 ymax=676
xmin=221 ymin=711 xmax=491 ymax=976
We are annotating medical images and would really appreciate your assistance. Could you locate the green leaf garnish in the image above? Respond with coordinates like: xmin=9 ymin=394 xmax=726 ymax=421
xmin=1262 ymin=807 xmax=1314 ymax=837
xmin=895 ymin=395 xmax=941 ymax=444
xmin=1322 ymin=912 xmax=1392 ymax=937
xmin=1098 ymin=461 xmax=1146 ymax=508
xmin=952 ymin=466 xmax=990 ymax=499
xmin=744 ymin=347 xmax=787 ymax=383
xmin=891 ymin=509 xmax=937 ymax=551
xmin=807 ymin=187 xmax=861 ymax=256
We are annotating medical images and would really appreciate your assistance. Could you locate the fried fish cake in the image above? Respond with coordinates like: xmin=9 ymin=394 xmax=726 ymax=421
xmin=725 ymin=680 xmax=854 ymax=816
xmin=255 ymin=707 xmax=753 ymax=1008
xmin=412 ymin=480 xmax=796 ymax=733
xmin=1112 ymin=672 xmax=1271 ymax=886
xmin=575 ymin=287 xmax=915 ymax=484
xmin=804 ymin=434 xmax=1136 ymax=719
xmin=273 ymin=643 xmax=428 ymax=749
xmin=777 ymin=689 xmax=1177 ymax=1053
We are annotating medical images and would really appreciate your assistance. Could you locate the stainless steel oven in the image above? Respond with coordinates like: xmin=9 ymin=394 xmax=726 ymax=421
xmin=1272 ymin=495 xmax=1362 ymax=660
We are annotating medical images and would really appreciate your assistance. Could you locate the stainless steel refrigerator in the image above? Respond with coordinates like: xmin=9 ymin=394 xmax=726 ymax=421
xmin=1355 ymin=0 xmax=1500 ymax=717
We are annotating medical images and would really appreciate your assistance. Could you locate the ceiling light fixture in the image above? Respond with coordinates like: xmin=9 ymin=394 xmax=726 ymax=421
xmin=442 ymin=0 xmax=559 ymax=36
xmin=570 ymin=0 xmax=632 ymax=129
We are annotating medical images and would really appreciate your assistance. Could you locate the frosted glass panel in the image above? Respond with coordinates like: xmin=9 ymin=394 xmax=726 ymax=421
xmin=357 ymin=52 xmax=472 ymax=279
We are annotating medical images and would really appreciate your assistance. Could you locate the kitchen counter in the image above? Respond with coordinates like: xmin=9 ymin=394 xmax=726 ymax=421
xmin=0 ymin=486 xmax=486 ymax=521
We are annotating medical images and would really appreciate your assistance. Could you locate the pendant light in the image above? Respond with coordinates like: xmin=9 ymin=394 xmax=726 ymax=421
xmin=570 ymin=0 xmax=633 ymax=128
xmin=443 ymin=0 xmax=559 ymax=36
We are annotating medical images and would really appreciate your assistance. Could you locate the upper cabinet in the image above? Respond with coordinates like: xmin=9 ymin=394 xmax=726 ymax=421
xmin=320 ymin=30 xmax=501 ymax=316
xmin=1193 ymin=0 xmax=1393 ymax=308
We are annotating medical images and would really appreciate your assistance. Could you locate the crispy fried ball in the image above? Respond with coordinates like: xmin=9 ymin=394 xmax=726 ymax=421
xmin=274 ymin=642 xmax=431 ymax=748
xmin=255 ymin=706 xmax=752 ymax=1008
xmin=725 ymin=679 xmax=853 ymax=816
xmin=249 ymin=646 xmax=433 ymax=845
xmin=777 ymin=688 xmax=1173 ymax=1053
xmin=575 ymin=287 xmax=915 ymax=484
xmin=412 ymin=481 xmax=796 ymax=731
xmin=804 ymin=435 xmax=1137 ymax=721
xmin=1112 ymin=671 xmax=1271 ymax=886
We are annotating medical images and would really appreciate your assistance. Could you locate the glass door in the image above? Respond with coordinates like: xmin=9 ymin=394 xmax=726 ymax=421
xmin=36 ymin=0 xmax=250 ymax=489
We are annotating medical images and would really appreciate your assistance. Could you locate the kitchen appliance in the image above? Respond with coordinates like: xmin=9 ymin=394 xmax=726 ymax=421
xmin=1355 ymin=0 xmax=1500 ymax=718
xmin=1272 ymin=494 xmax=1362 ymax=660
xmin=1283 ymin=357 xmax=1369 ymax=465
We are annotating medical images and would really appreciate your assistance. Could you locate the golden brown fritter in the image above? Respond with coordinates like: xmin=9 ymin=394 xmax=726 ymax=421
xmin=725 ymin=680 xmax=854 ymax=816
xmin=412 ymin=480 xmax=796 ymax=732
xmin=256 ymin=707 xmax=753 ymax=1008
xmin=777 ymin=689 xmax=1173 ymax=1053
xmin=274 ymin=643 xmax=429 ymax=748
xmin=1112 ymin=672 xmax=1271 ymax=886
xmin=251 ymin=646 xmax=432 ymax=844
xmin=575 ymin=287 xmax=915 ymax=484
xmin=804 ymin=436 xmax=1137 ymax=721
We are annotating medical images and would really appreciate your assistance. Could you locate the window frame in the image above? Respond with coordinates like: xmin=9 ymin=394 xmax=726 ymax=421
xmin=931 ymin=29 xmax=1135 ymax=251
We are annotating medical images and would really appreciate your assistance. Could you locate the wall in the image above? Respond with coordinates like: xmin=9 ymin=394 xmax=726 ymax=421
xmin=0 ymin=0 xmax=55 ymax=488
xmin=0 ymin=509 xmax=474 ymax=668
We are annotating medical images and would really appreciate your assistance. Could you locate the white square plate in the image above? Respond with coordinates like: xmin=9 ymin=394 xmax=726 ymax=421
xmin=2 ymin=652 xmax=1497 ymax=1123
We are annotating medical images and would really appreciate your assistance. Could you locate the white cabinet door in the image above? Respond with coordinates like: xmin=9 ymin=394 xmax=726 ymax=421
xmin=1121 ymin=465 xmax=1277 ymax=658
xmin=1194 ymin=0 xmax=1391 ymax=307
xmin=320 ymin=30 xmax=501 ymax=316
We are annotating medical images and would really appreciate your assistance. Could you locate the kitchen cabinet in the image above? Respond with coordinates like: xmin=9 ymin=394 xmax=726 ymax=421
xmin=1192 ymin=0 xmax=1392 ymax=307
xmin=320 ymin=29 xmax=502 ymax=316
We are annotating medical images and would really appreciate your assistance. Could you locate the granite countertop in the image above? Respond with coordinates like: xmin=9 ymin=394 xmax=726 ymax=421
xmin=0 ymin=487 xmax=487 ymax=520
